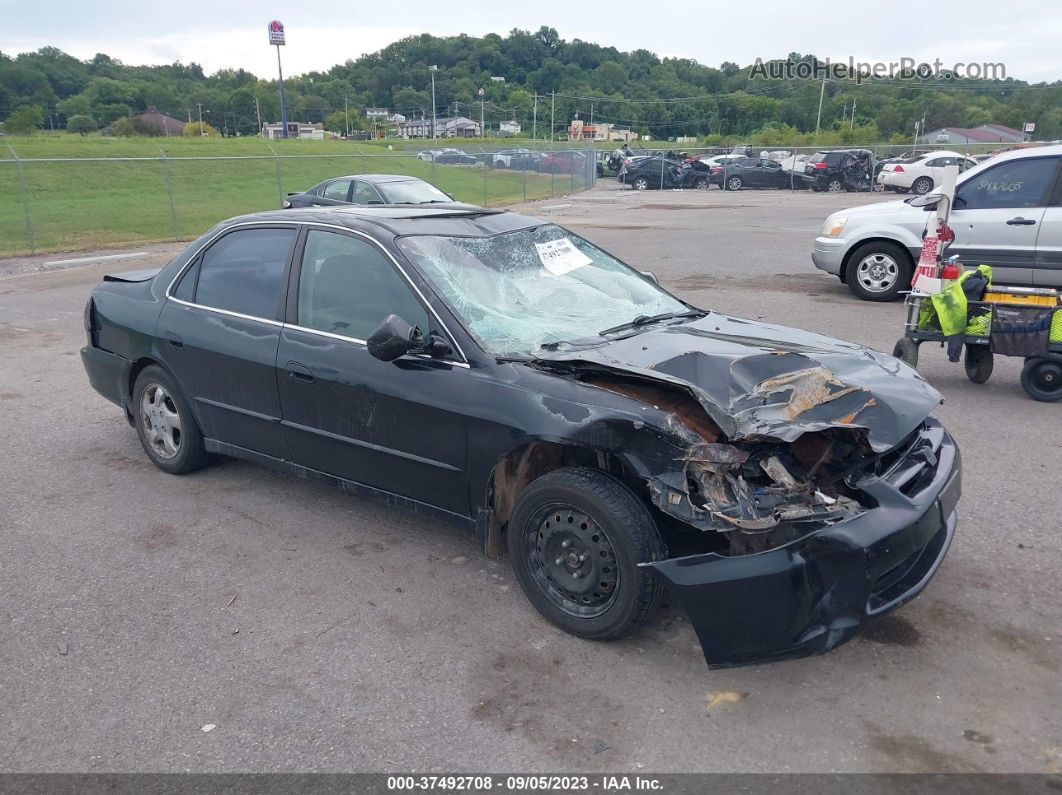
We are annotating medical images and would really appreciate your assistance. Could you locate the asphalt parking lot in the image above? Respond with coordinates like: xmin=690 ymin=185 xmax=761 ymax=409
xmin=1 ymin=182 xmax=1059 ymax=774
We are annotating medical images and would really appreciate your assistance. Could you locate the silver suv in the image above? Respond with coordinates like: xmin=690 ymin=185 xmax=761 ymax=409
xmin=812 ymin=145 xmax=1062 ymax=300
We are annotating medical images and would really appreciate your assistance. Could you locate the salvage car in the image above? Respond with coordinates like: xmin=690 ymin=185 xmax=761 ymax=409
xmin=81 ymin=205 xmax=961 ymax=667
xmin=620 ymin=156 xmax=710 ymax=190
xmin=282 ymin=174 xmax=460 ymax=208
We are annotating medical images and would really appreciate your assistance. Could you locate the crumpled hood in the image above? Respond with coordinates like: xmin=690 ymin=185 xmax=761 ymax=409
xmin=536 ymin=313 xmax=942 ymax=452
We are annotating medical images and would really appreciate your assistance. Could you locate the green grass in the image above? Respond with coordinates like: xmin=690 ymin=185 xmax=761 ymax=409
xmin=1 ymin=135 xmax=581 ymax=255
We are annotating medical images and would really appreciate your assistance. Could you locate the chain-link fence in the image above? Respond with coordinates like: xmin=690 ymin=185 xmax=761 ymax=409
xmin=0 ymin=143 xmax=599 ymax=256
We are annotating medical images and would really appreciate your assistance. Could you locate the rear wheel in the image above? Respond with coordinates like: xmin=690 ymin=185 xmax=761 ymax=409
xmin=508 ymin=468 xmax=665 ymax=641
xmin=912 ymin=177 xmax=934 ymax=195
xmin=826 ymin=178 xmax=844 ymax=192
xmin=632 ymin=177 xmax=649 ymax=190
xmin=725 ymin=175 xmax=743 ymax=191
xmin=846 ymin=241 xmax=912 ymax=301
xmin=964 ymin=345 xmax=994 ymax=384
xmin=132 ymin=365 xmax=209 ymax=474
xmin=693 ymin=177 xmax=708 ymax=190
xmin=1021 ymin=355 xmax=1062 ymax=402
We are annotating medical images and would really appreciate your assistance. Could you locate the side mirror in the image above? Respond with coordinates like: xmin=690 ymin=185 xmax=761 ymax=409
xmin=908 ymin=192 xmax=944 ymax=208
xmin=640 ymin=270 xmax=660 ymax=284
xmin=367 ymin=314 xmax=423 ymax=362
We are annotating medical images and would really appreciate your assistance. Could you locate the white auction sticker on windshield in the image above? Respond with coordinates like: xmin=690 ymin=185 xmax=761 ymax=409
xmin=535 ymin=238 xmax=593 ymax=276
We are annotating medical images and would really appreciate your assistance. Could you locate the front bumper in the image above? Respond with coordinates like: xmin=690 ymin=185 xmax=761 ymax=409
xmin=812 ymin=236 xmax=847 ymax=275
xmin=646 ymin=425 xmax=961 ymax=668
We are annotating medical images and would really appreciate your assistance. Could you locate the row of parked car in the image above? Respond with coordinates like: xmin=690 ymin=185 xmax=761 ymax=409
xmin=416 ymin=147 xmax=590 ymax=174
xmin=615 ymin=147 xmax=991 ymax=195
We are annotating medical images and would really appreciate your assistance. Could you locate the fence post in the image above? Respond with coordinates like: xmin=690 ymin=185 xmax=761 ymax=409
xmin=483 ymin=168 xmax=488 ymax=206
xmin=267 ymin=143 xmax=283 ymax=207
xmin=7 ymin=144 xmax=35 ymax=254
xmin=158 ymin=148 xmax=179 ymax=240
xmin=522 ymin=160 xmax=527 ymax=203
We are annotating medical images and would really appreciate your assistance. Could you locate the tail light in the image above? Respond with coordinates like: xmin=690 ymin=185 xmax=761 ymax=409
xmin=813 ymin=162 xmax=828 ymax=170
xmin=711 ymin=166 xmax=723 ymax=173
xmin=893 ymin=165 xmax=905 ymax=173
xmin=83 ymin=297 xmax=96 ymax=342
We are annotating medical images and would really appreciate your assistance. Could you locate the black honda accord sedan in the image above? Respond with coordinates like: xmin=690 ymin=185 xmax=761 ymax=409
xmin=81 ymin=205 xmax=961 ymax=667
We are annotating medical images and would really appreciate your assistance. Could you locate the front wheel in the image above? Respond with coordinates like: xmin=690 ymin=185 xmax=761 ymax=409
xmin=132 ymin=365 xmax=209 ymax=474
xmin=846 ymin=241 xmax=912 ymax=301
xmin=508 ymin=468 xmax=665 ymax=641
xmin=893 ymin=338 xmax=920 ymax=369
xmin=964 ymin=345 xmax=994 ymax=384
xmin=693 ymin=177 xmax=708 ymax=190
xmin=725 ymin=175 xmax=743 ymax=191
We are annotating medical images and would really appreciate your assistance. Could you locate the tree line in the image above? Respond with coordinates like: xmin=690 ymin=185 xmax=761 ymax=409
xmin=2 ymin=28 xmax=1060 ymax=142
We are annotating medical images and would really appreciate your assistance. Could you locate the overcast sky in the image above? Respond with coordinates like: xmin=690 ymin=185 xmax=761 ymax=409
xmin=3 ymin=0 xmax=1060 ymax=83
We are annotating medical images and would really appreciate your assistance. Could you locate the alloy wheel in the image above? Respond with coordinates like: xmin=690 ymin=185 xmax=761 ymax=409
xmin=140 ymin=383 xmax=182 ymax=460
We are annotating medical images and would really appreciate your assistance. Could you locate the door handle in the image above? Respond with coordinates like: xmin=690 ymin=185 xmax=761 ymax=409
xmin=164 ymin=332 xmax=183 ymax=349
xmin=1006 ymin=217 xmax=1036 ymax=225
xmin=287 ymin=361 xmax=314 ymax=383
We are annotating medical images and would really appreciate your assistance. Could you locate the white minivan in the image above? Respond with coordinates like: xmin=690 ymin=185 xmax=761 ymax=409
xmin=813 ymin=145 xmax=1062 ymax=300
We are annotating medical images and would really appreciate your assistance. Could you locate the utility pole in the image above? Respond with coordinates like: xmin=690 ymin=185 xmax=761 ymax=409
xmin=851 ymin=100 xmax=857 ymax=129
xmin=429 ymin=65 xmax=438 ymax=140
xmin=197 ymin=103 xmax=205 ymax=137
xmin=254 ymin=96 xmax=262 ymax=136
xmin=814 ymin=78 xmax=826 ymax=138
xmin=479 ymin=87 xmax=485 ymax=139
xmin=590 ymin=102 xmax=594 ymax=141
xmin=550 ymin=91 xmax=555 ymax=142
xmin=344 ymin=95 xmax=349 ymax=137
xmin=532 ymin=94 xmax=538 ymax=141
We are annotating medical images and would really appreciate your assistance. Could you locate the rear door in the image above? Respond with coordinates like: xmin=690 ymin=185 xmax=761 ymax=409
xmin=949 ymin=155 xmax=1059 ymax=285
xmin=158 ymin=225 xmax=296 ymax=458
xmin=314 ymin=179 xmax=354 ymax=206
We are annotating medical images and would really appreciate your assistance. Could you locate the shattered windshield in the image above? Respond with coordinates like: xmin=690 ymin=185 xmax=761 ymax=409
xmin=397 ymin=224 xmax=689 ymax=357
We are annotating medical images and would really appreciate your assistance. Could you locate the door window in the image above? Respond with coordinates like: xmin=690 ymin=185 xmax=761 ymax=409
xmin=320 ymin=180 xmax=352 ymax=201
xmin=297 ymin=229 xmax=431 ymax=340
xmin=956 ymin=157 xmax=1059 ymax=209
xmin=193 ymin=227 xmax=295 ymax=318
xmin=351 ymin=181 xmax=385 ymax=205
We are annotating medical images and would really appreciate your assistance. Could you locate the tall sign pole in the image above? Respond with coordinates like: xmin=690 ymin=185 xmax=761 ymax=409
xmin=268 ymin=20 xmax=288 ymax=139
xmin=430 ymin=65 xmax=438 ymax=140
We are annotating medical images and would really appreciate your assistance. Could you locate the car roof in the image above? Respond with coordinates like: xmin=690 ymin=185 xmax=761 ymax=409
xmin=219 ymin=205 xmax=545 ymax=238
xmin=327 ymin=174 xmax=423 ymax=184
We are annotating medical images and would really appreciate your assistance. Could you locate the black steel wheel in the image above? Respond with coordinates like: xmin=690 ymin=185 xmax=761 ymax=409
xmin=964 ymin=345 xmax=994 ymax=384
xmin=892 ymin=338 xmax=920 ymax=368
xmin=507 ymin=468 xmax=664 ymax=641
xmin=1021 ymin=355 xmax=1062 ymax=402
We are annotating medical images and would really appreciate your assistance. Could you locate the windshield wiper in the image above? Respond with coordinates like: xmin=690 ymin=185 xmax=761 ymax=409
xmin=599 ymin=309 xmax=706 ymax=337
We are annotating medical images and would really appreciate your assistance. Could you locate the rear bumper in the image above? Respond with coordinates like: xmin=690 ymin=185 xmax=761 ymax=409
xmin=646 ymin=427 xmax=961 ymax=668
xmin=81 ymin=345 xmax=130 ymax=412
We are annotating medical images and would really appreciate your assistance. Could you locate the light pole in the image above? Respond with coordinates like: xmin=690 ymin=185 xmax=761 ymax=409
xmin=478 ymin=87 xmax=485 ymax=138
xmin=429 ymin=65 xmax=438 ymax=141
xmin=197 ymin=103 xmax=205 ymax=137
xmin=268 ymin=21 xmax=288 ymax=139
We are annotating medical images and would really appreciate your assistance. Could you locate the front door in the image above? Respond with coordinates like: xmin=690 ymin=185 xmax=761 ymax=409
xmin=157 ymin=225 xmax=296 ymax=458
xmin=276 ymin=227 xmax=471 ymax=516
xmin=948 ymin=155 xmax=1059 ymax=285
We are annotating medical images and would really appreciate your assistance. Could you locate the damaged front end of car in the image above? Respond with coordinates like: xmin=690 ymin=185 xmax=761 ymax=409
xmin=534 ymin=318 xmax=961 ymax=667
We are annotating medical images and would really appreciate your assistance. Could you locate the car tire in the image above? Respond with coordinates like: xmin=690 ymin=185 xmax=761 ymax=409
xmin=507 ymin=467 xmax=665 ymax=642
xmin=632 ymin=177 xmax=649 ymax=190
xmin=1020 ymin=355 xmax=1062 ymax=402
xmin=827 ymin=178 xmax=844 ymax=192
xmin=892 ymin=338 xmax=920 ymax=369
xmin=964 ymin=345 xmax=994 ymax=384
xmin=846 ymin=241 xmax=912 ymax=301
xmin=132 ymin=365 xmax=209 ymax=475
xmin=693 ymin=178 xmax=708 ymax=190
xmin=912 ymin=177 xmax=934 ymax=195
xmin=725 ymin=175 xmax=743 ymax=191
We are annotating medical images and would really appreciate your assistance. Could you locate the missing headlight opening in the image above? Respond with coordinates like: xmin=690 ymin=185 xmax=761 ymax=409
xmin=575 ymin=367 xmax=878 ymax=556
